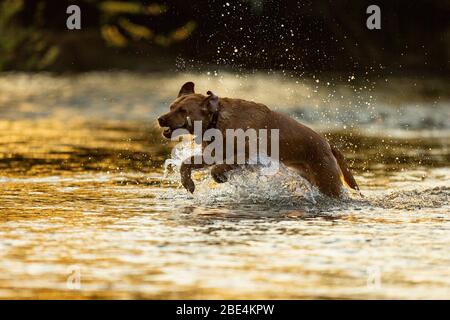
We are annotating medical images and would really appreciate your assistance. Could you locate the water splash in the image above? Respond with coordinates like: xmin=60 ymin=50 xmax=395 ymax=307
xmin=160 ymin=140 xmax=450 ymax=213
xmin=162 ymin=139 xmax=330 ymax=207
xmin=371 ymin=186 xmax=450 ymax=210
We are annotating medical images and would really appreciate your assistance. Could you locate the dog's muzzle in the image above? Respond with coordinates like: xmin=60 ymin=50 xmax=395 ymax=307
xmin=158 ymin=116 xmax=187 ymax=139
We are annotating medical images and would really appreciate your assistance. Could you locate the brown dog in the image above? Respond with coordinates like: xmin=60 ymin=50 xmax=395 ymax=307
xmin=158 ymin=82 xmax=359 ymax=198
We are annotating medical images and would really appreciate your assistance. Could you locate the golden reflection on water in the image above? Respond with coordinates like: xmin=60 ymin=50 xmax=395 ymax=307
xmin=0 ymin=73 xmax=449 ymax=299
xmin=0 ymin=118 xmax=448 ymax=299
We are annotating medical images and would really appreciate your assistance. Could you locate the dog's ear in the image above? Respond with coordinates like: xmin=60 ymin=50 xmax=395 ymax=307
xmin=206 ymin=90 xmax=219 ymax=112
xmin=178 ymin=81 xmax=195 ymax=97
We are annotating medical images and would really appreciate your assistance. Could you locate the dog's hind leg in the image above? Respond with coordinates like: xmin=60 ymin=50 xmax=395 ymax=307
xmin=310 ymin=156 xmax=345 ymax=198
xmin=290 ymin=159 xmax=344 ymax=198
xmin=330 ymin=145 xmax=359 ymax=191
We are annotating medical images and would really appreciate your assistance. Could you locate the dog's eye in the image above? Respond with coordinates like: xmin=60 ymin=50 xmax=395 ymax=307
xmin=178 ymin=107 xmax=187 ymax=113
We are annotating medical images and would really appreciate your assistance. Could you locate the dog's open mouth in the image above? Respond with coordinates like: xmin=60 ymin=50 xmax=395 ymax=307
xmin=162 ymin=127 xmax=172 ymax=138
xmin=162 ymin=124 xmax=186 ymax=138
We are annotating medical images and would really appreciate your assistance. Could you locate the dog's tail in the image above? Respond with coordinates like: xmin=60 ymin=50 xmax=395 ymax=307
xmin=330 ymin=145 xmax=360 ymax=191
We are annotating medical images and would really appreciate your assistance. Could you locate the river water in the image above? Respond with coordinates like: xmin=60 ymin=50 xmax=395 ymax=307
xmin=0 ymin=72 xmax=448 ymax=299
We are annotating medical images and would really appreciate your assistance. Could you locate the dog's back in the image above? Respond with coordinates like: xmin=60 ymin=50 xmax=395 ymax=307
xmin=216 ymin=97 xmax=359 ymax=193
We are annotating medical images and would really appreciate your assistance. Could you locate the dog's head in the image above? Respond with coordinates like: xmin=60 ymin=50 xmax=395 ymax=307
xmin=158 ymin=82 xmax=219 ymax=138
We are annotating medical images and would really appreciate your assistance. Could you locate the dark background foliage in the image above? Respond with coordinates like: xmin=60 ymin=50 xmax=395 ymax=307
xmin=1 ymin=0 xmax=449 ymax=74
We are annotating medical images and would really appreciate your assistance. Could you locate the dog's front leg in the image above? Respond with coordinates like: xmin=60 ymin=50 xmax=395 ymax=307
xmin=180 ymin=155 xmax=208 ymax=193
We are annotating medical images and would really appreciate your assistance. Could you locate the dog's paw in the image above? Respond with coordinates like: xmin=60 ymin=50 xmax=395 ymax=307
xmin=211 ymin=166 xmax=230 ymax=183
xmin=181 ymin=177 xmax=195 ymax=193
xmin=211 ymin=171 xmax=228 ymax=183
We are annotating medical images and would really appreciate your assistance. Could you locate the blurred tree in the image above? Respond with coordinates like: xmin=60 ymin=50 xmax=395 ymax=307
xmin=97 ymin=1 xmax=195 ymax=47
xmin=0 ymin=0 xmax=59 ymax=70
xmin=0 ymin=0 xmax=197 ymax=70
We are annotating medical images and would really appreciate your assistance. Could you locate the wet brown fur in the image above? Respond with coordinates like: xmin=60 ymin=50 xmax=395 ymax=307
xmin=158 ymin=82 xmax=359 ymax=198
